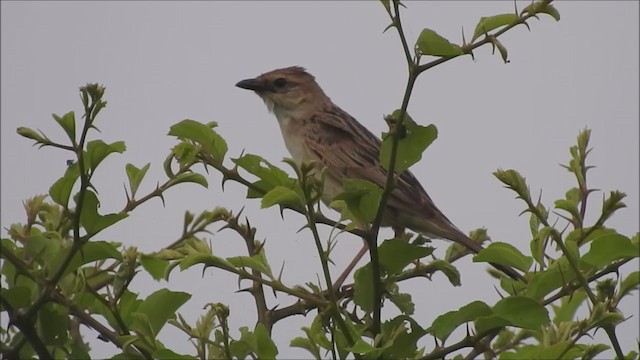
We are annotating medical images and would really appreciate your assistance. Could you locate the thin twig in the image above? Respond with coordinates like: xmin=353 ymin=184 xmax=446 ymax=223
xmin=299 ymin=165 xmax=357 ymax=349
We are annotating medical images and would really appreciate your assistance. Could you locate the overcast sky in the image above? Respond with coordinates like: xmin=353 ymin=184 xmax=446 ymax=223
xmin=1 ymin=1 xmax=638 ymax=358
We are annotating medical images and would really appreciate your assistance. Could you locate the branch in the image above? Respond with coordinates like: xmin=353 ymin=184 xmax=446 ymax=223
xmin=220 ymin=213 xmax=271 ymax=333
xmin=419 ymin=329 xmax=497 ymax=360
xmin=201 ymin=154 xmax=368 ymax=239
xmin=121 ymin=158 xmax=199 ymax=213
xmin=298 ymin=163 xmax=357 ymax=348
xmin=52 ymin=292 xmax=151 ymax=359
xmin=417 ymin=0 xmax=556 ymax=74
xmin=1 ymin=297 xmax=52 ymax=359
xmin=24 ymin=87 xmax=102 ymax=321
xmin=369 ymin=0 xmax=420 ymax=334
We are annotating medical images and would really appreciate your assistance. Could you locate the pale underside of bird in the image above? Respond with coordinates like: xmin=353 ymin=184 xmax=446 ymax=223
xmin=236 ymin=66 xmax=523 ymax=282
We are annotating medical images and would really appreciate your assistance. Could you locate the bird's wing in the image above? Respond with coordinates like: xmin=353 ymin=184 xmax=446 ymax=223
xmin=301 ymin=107 xmax=526 ymax=281
xmin=304 ymin=105 xmax=440 ymax=219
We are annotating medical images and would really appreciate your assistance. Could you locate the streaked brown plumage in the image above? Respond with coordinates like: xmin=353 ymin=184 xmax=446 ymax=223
xmin=236 ymin=66 xmax=522 ymax=281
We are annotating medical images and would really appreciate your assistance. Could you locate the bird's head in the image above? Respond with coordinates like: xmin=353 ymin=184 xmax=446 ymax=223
xmin=235 ymin=66 xmax=326 ymax=114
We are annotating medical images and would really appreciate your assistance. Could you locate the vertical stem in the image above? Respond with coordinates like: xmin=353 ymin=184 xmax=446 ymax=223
xmin=23 ymin=88 xmax=99 ymax=321
xmin=369 ymin=0 xmax=419 ymax=336
xmin=301 ymin=172 xmax=357 ymax=351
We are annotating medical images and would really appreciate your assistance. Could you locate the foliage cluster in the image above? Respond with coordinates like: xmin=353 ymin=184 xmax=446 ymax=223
xmin=2 ymin=1 xmax=638 ymax=359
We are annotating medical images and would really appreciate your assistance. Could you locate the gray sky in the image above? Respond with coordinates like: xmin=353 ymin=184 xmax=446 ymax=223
xmin=1 ymin=1 xmax=638 ymax=358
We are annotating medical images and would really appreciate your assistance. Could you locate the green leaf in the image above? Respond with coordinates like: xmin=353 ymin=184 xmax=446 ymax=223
xmin=261 ymin=186 xmax=303 ymax=209
xmin=53 ymin=111 xmax=76 ymax=143
xmin=17 ymin=126 xmax=48 ymax=143
xmin=229 ymin=327 xmax=253 ymax=358
xmin=565 ymin=238 xmax=580 ymax=266
xmin=499 ymin=276 xmax=528 ymax=297
xmin=309 ymin=315 xmax=333 ymax=350
xmin=416 ymin=29 xmax=464 ymax=57
xmin=527 ymin=260 xmax=575 ymax=300
xmin=290 ymin=335 xmax=321 ymax=360
xmin=380 ymin=112 xmax=438 ymax=173
xmin=354 ymin=264 xmax=374 ymax=312
xmin=327 ymin=199 xmax=359 ymax=232
xmin=576 ymin=344 xmax=610 ymax=360
xmin=382 ymin=316 xmax=427 ymax=359
xmin=492 ymin=296 xmax=549 ymax=329
xmin=25 ymin=232 xmax=61 ymax=264
xmin=167 ymin=172 xmax=208 ymax=188
xmin=110 ymin=349 xmax=146 ymax=360
xmin=554 ymin=188 xmax=581 ymax=220
xmin=552 ymin=290 xmax=586 ymax=325
xmin=55 ymin=241 xmax=122 ymax=278
xmin=152 ymin=349 xmax=196 ymax=360
xmin=588 ymin=306 xmax=624 ymax=329
xmin=229 ymin=325 xmax=278 ymax=359
xmin=227 ymin=255 xmax=273 ymax=278
xmin=493 ymin=169 xmax=532 ymax=204
xmin=493 ymin=37 xmax=509 ymax=63
xmin=168 ymin=119 xmax=227 ymax=161
xmin=581 ymin=232 xmax=638 ymax=268
xmin=531 ymin=226 xmax=552 ymax=266
xmin=430 ymin=301 xmax=492 ymax=342
xmin=125 ymin=163 xmax=150 ymax=197
xmin=379 ymin=0 xmax=391 ymax=12
xmin=38 ymin=303 xmax=69 ymax=346
xmin=472 ymin=14 xmax=519 ymax=42
xmin=474 ymin=315 xmax=512 ymax=334
xmin=619 ymin=271 xmax=640 ymax=299
xmin=233 ymin=154 xmax=295 ymax=196
xmin=129 ymin=312 xmax=156 ymax=344
xmin=539 ymin=4 xmax=561 ymax=21
xmin=178 ymin=253 xmax=233 ymax=273
xmin=233 ymin=154 xmax=290 ymax=184
xmin=522 ymin=2 xmax=561 ymax=21
xmin=49 ymin=163 xmax=80 ymax=207
xmin=140 ymin=253 xmax=170 ymax=281
xmin=429 ymin=259 xmax=461 ymax=286
xmin=1 ymin=286 xmax=32 ymax=309
xmin=134 ymin=289 xmax=191 ymax=336
xmin=334 ymin=179 xmax=383 ymax=223
xmin=254 ymin=323 xmax=278 ymax=359
xmin=246 ymin=180 xmax=270 ymax=198
xmin=171 ymin=141 xmax=199 ymax=168
xmin=85 ymin=140 xmax=126 ymax=172
xmin=346 ymin=339 xmax=375 ymax=354
xmin=567 ymin=227 xmax=615 ymax=245
xmin=474 ymin=242 xmax=533 ymax=273
xmin=116 ymin=290 xmax=142 ymax=326
xmin=389 ymin=291 xmax=414 ymax=315
xmin=78 ymin=190 xmax=128 ymax=236
xmin=333 ymin=329 xmax=350 ymax=360
xmin=378 ymin=239 xmax=433 ymax=275
xmin=68 ymin=343 xmax=90 ymax=360
xmin=500 ymin=342 xmax=579 ymax=360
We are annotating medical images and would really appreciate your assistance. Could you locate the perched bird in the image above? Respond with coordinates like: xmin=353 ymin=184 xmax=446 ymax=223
xmin=236 ymin=66 xmax=523 ymax=282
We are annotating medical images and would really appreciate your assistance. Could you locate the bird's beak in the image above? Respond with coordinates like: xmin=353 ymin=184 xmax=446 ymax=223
xmin=235 ymin=78 xmax=264 ymax=92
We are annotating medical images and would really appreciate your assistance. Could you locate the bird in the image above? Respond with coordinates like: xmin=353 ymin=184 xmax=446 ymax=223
xmin=235 ymin=66 xmax=523 ymax=283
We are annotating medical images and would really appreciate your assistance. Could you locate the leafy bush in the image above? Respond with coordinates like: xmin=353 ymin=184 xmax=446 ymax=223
xmin=2 ymin=1 xmax=638 ymax=359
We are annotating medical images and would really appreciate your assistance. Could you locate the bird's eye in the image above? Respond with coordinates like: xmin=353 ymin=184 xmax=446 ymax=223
xmin=273 ymin=77 xmax=287 ymax=88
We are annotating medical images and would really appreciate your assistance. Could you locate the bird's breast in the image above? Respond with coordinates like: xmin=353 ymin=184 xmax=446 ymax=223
xmin=274 ymin=112 xmax=316 ymax=164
